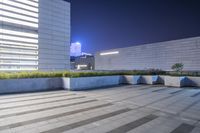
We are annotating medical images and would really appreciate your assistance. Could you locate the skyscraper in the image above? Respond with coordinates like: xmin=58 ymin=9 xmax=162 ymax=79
xmin=0 ymin=0 xmax=70 ymax=71
xmin=70 ymin=42 xmax=82 ymax=57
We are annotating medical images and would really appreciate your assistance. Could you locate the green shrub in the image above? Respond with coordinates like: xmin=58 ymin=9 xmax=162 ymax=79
xmin=171 ymin=63 xmax=184 ymax=72
xmin=0 ymin=69 xmax=199 ymax=80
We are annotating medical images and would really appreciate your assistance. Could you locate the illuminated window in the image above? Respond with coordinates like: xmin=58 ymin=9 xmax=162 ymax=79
xmin=0 ymin=10 xmax=38 ymax=23
xmin=0 ymin=0 xmax=39 ymax=71
xmin=0 ymin=0 xmax=38 ymax=12
xmin=0 ymin=16 xmax=38 ymax=28
xmin=0 ymin=29 xmax=38 ymax=38
xmin=1 ymin=4 xmax=38 ymax=18
xmin=1 ymin=35 xmax=38 ymax=43
xmin=100 ymin=51 xmax=119 ymax=56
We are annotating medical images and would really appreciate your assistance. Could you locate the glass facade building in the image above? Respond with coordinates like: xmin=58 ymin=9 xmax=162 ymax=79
xmin=0 ymin=0 xmax=70 ymax=71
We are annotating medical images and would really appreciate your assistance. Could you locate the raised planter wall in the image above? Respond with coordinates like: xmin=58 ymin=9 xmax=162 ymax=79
xmin=184 ymin=77 xmax=200 ymax=87
xmin=0 ymin=75 xmax=200 ymax=94
xmin=164 ymin=76 xmax=187 ymax=87
xmin=0 ymin=78 xmax=62 ymax=94
xmin=141 ymin=75 xmax=162 ymax=85
xmin=121 ymin=75 xmax=141 ymax=85
xmin=64 ymin=76 xmax=121 ymax=91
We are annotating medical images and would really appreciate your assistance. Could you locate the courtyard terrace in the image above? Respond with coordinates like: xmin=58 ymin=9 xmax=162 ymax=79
xmin=0 ymin=85 xmax=200 ymax=133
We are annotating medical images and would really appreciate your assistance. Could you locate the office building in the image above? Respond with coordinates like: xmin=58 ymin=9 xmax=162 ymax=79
xmin=0 ymin=0 xmax=70 ymax=71
xmin=71 ymin=55 xmax=94 ymax=70
xmin=70 ymin=42 xmax=82 ymax=57
xmin=95 ymin=37 xmax=200 ymax=71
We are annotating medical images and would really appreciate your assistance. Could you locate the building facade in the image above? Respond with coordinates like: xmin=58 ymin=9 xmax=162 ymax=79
xmin=70 ymin=42 xmax=82 ymax=57
xmin=71 ymin=55 xmax=95 ymax=70
xmin=95 ymin=37 xmax=200 ymax=71
xmin=0 ymin=0 xmax=70 ymax=71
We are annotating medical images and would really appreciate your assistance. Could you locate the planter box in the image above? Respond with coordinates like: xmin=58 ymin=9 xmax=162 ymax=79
xmin=121 ymin=75 xmax=141 ymax=85
xmin=62 ymin=76 xmax=121 ymax=91
xmin=184 ymin=76 xmax=200 ymax=87
xmin=164 ymin=76 xmax=187 ymax=87
xmin=0 ymin=78 xmax=62 ymax=94
xmin=141 ymin=75 xmax=162 ymax=85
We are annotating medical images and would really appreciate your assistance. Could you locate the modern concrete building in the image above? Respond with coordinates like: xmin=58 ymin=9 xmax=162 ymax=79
xmin=71 ymin=55 xmax=95 ymax=70
xmin=0 ymin=0 xmax=70 ymax=71
xmin=95 ymin=37 xmax=200 ymax=71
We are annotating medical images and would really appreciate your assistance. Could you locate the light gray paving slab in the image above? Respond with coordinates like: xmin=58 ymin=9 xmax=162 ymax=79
xmin=0 ymin=85 xmax=199 ymax=133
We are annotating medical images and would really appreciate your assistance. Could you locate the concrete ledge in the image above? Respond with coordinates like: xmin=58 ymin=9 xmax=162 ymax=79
xmin=63 ymin=76 xmax=121 ymax=91
xmin=164 ymin=76 xmax=187 ymax=87
xmin=141 ymin=75 xmax=162 ymax=85
xmin=0 ymin=75 xmax=200 ymax=94
xmin=184 ymin=76 xmax=200 ymax=87
xmin=0 ymin=78 xmax=62 ymax=94
xmin=121 ymin=75 xmax=141 ymax=85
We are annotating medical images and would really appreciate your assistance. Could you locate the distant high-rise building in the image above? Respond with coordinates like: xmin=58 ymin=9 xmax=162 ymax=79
xmin=70 ymin=42 xmax=82 ymax=57
xmin=0 ymin=0 xmax=70 ymax=71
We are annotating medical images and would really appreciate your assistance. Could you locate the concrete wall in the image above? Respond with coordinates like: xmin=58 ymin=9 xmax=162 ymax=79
xmin=0 ymin=78 xmax=62 ymax=94
xmin=38 ymin=0 xmax=70 ymax=71
xmin=95 ymin=37 xmax=200 ymax=71
xmin=65 ymin=76 xmax=121 ymax=90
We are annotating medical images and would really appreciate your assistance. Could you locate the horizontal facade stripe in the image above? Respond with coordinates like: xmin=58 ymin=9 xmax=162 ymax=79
xmin=0 ymin=16 xmax=38 ymax=28
xmin=0 ymin=57 xmax=38 ymax=61
xmin=0 ymin=39 xmax=38 ymax=45
xmin=0 ymin=0 xmax=38 ymax=13
xmin=0 ymin=28 xmax=38 ymax=38
xmin=0 ymin=34 xmax=38 ymax=43
xmin=0 ymin=9 xmax=38 ymax=23
xmin=0 ymin=51 xmax=38 ymax=55
xmin=0 ymin=68 xmax=38 ymax=71
xmin=0 ymin=44 xmax=38 ymax=50
xmin=0 ymin=40 xmax=38 ymax=47
xmin=14 ymin=0 xmax=39 ymax=8
xmin=0 ymin=21 xmax=38 ymax=31
xmin=0 ymin=3 xmax=38 ymax=18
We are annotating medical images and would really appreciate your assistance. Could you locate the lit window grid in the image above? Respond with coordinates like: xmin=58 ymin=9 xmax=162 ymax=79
xmin=0 ymin=47 xmax=38 ymax=54
xmin=0 ymin=10 xmax=38 ymax=23
xmin=0 ymin=0 xmax=38 ymax=13
xmin=0 ymin=44 xmax=38 ymax=50
xmin=14 ymin=0 xmax=38 ymax=8
xmin=100 ymin=51 xmax=119 ymax=56
xmin=0 ymin=28 xmax=38 ymax=38
xmin=0 ymin=4 xmax=38 ymax=18
xmin=0 ymin=16 xmax=38 ymax=28
xmin=1 ymin=34 xmax=38 ymax=43
xmin=0 ymin=0 xmax=39 ymax=71
xmin=0 ymin=66 xmax=38 ymax=71
xmin=0 ymin=54 xmax=38 ymax=60
xmin=0 ymin=61 xmax=38 ymax=66
xmin=0 ymin=49 xmax=38 ymax=55
xmin=0 ymin=40 xmax=38 ymax=48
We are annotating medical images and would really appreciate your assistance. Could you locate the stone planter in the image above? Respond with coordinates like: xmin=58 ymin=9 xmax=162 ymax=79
xmin=0 ymin=78 xmax=62 ymax=94
xmin=121 ymin=75 xmax=141 ymax=85
xmin=141 ymin=75 xmax=162 ymax=85
xmin=184 ymin=76 xmax=200 ymax=87
xmin=164 ymin=76 xmax=187 ymax=87
xmin=62 ymin=76 xmax=121 ymax=91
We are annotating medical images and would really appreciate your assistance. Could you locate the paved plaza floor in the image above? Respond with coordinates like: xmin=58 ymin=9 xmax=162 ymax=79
xmin=0 ymin=85 xmax=200 ymax=133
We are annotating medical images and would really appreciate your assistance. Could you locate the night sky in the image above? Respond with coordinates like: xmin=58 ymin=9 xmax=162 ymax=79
xmin=65 ymin=0 xmax=200 ymax=53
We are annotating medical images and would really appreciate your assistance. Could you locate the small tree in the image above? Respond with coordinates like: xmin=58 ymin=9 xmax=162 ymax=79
xmin=171 ymin=63 xmax=184 ymax=72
